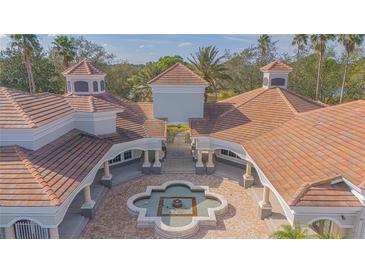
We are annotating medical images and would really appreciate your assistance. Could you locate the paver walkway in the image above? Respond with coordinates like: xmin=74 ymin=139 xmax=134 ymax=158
xmin=81 ymin=173 xmax=271 ymax=239
xmin=162 ymin=131 xmax=195 ymax=174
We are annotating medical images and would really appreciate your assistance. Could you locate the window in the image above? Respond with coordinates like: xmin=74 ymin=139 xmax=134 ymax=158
xmin=93 ymin=81 xmax=98 ymax=92
xmin=67 ymin=81 xmax=71 ymax=92
xmin=220 ymin=149 xmax=242 ymax=159
xmin=221 ymin=149 xmax=228 ymax=156
xmin=100 ymin=80 xmax=105 ymax=91
xmin=124 ymin=150 xmax=132 ymax=160
xmin=14 ymin=220 xmax=49 ymax=239
xmin=74 ymin=81 xmax=89 ymax=92
xmin=271 ymin=78 xmax=285 ymax=86
xmin=109 ymin=154 xmax=121 ymax=164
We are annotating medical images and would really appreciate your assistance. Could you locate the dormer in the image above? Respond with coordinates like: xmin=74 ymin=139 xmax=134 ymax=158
xmin=62 ymin=59 xmax=107 ymax=95
xmin=260 ymin=60 xmax=293 ymax=89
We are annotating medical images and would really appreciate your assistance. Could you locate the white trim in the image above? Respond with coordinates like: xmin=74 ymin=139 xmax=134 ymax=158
xmin=127 ymin=180 xmax=227 ymax=238
xmin=0 ymin=137 xmax=165 ymax=228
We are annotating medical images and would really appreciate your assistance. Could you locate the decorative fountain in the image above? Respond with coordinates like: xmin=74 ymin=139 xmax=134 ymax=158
xmin=127 ymin=180 xmax=228 ymax=238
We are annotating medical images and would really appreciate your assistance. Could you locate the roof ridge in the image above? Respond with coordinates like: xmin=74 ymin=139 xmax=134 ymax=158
xmin=85 ymin=60 xmax=92 ymax=74
xmin=147 ymin=62 xmax=208 ymax=85
xmin=276 ymin=88 xmax=299 ymax=114
xmin=290 ymin=175 xmax=343 ymax=206
xmin=147 ymin=63 xmax=180 ymax=84
xmin=282 ymin=88 xmax=328 ymax=107
xmin=3 ymin=88 xmax=37 ymax=127
xmin=88 ymin=96 xmax=95 ymax=111
xmin=216 ymin=88 xmax=268 ymax=119
xmin=296 ymin=99 xmax=365 ymax=116
xmin=16 ymin=147 xmax=61 ymax=206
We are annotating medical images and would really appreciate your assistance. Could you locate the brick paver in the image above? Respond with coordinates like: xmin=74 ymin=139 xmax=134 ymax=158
xmin=81 ymin=174 xmax=270 ymax=238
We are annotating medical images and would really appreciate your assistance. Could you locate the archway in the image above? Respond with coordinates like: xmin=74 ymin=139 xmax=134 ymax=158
xmin=14 ymin=219 xmax=49 ymax=239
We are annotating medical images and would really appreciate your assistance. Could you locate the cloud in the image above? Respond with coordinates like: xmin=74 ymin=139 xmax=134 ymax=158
xmin=47 ymin=34 xmax=58 ymax=37
xmin=0 ymin=34 xmax=7 ymax=39
xmin=139 ymin=45 xmax=153 ymax=49
xmin=223 ymin=35 xmax=252 ymax=42
xmin=178 ymin=42 xmax=193 ymax=47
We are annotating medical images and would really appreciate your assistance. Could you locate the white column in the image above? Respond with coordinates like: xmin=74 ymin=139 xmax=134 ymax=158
xmin=49 ymin=227 xmax=59 ymax=239
xmin=83 ymin=185 xmax=93 ymax=205
xmin=154 ymin=150 xmax=161 ymax=166
xmin=207 ymin=150 xmax=214 ymax=167
xmin=5 ymin=225 xmax=15 ymax=239
xmin=143 ymin=150 xmax=150 ymax=167
xmin=102 ymin=160 xmax=112 ymax=180
xmin=246 ymin=162 xmax=253 ymax=177
xmin=196 ymin=150 xmax=203 ymax=167
xmin=262 ymin=186 xmax=271 ymax=206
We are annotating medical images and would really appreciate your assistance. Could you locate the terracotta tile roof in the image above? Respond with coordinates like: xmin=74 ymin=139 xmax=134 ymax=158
xmin=0 ymin=129 xmax=111 ymax=206
xmin=64 ymin=94 xmax=124 ymax=113
xmin=245 ymin=100 xmax=365 ymax=206
xmin=0 ymin=87 xmax=74 ymax=128
xmin=260 ymin=60 xmax=293 ymax=72
xmin=147 ymin=63 xmax=209 ymax=85
xmin=293 ymin=181 xmax=362 ymax=207
xmin=62 ymin=59 xmax=105 ymax=76
xmin=190 ymin=87 xmax=324 ymax=144
xmin=92 ymin=93 xmax=167 ymax=142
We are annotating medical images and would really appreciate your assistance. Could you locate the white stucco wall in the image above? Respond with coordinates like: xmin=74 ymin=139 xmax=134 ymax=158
xmin=151 ymin=85 xmax=206 ymax=124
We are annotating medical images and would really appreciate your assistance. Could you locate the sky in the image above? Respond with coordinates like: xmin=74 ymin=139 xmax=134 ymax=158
xmin=0 ymin=34 xmax=341 ymax=64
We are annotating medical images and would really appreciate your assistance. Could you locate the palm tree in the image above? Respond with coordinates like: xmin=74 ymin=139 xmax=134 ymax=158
xmin=310 ymin=34 xmax=336 ymax=100
xmin=10 ymin=34 xmax=40 ymax=93
xmin=314 ymin=232 xmax=341 ymax=239
xmin=270 ymin=225 xmax=309 ymax=239
xmin=292 ymin=34 xmax=308 ymax=60
xmin=188 ymin=46 xmax=231 ymax=102
xmin=52 ymin=35 xmax=77 ymax=69
xmin=337 ymin=34 xmax=364 ymax=103
xmin=258 ymin=34 xmax=271 ymax=56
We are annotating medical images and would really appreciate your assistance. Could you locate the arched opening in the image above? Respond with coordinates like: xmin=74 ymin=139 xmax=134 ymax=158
xmin=14 ymin=219 xmax=49 ymax=239
xmin=93 ymin=81 xmax=98 ymax=92
xmin=309 ymin=218 xmax=348 ymax=238
xmin=271 ymin=78 xmax=285 ymax=86
xmin=74 ymin=81 xmax=89 ymax=92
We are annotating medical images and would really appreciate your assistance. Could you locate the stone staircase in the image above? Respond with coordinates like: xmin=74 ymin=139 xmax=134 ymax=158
xmin=162 ymin=131 xmax=195 ymax=174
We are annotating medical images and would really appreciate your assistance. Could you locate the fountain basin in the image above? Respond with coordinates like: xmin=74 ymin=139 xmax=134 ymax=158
xmin=127 ymin=180 xmax=228 ymax=238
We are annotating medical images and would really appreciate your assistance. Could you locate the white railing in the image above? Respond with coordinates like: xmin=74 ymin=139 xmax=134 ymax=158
xmin=14 ymin=220 xmax=49 ymax=239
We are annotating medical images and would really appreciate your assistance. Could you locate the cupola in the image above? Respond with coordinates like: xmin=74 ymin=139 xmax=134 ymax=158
xmin=62 ymin=59 xmax=107 ymax=95
xmin=260 ymin=60 xmax=292 ymax=89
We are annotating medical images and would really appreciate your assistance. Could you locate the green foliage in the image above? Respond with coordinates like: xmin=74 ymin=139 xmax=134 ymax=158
xmin=188 ymin=46 xmax=231 ymax=102
xmin=0 ymin=47 xmax=63 ymax=93
xmin=167 ymin=124 xmax=190 ymax=143
xmin=74 ymin=36 xmax=115 ymax=66
xmin=128 ymin=55 xmax=184 ymax=102
xmin=270 ymin=225 xmax=309 ymax=239
xmin=104 ymin=62 xmax=142 ymax=98
xmin=51 ymin=35 xmax=77 ymax=69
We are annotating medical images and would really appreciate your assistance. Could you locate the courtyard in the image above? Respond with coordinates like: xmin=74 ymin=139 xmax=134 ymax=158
xmin=81 ymin=163 xmax=288 ymax=239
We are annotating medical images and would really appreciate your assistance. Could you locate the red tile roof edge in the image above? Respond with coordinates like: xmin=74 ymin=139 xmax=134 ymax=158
xmin=147 ymin=62 xmax=209 ymax=85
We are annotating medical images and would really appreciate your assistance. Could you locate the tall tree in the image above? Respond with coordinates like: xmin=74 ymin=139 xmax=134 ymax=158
xmin=188 ymin=46 xmax=231 ymax=102
xmin=310 ymin=34 xmax=336 ymax=100
xmin=9 ymin=34 xmax=40 ymax=93
xmin=52 ymin=35 xmax=76 ymax=69
xmin=292 ymin=34 xmax=308 ymax=60
xmin=337 ymin=34 xmax=364 ymax=103
xmin=257 ymin=35 xmax=277 ymax=65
